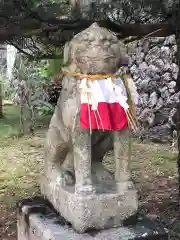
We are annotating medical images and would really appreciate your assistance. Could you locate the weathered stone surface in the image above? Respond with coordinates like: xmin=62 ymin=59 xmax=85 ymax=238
xmin=17 ymin=197 xmax=169 ymax=240
xmin=146 ymin=124 xmax=172 ymax=143
xmin=126 ymin=34 xmax=179 ymax=143
xmin=149 ymin=92 xmax=158 ymax=108
xmin=138 ymin=108 xmax=155 ymax=126
xmin=167 ymin=81 xmax=176 ymax=89
xmin=145 ymin=46 xmax=161 ymax=65
xmin=42 ymin=23 xmax=138 ymax=233
xmin=164 ymin=35 xmax=176 ymax=45
xmin=0 ymin=44 xmax=7 ymax=71
xmin=41 ymin=174 xmax=138 ymax=233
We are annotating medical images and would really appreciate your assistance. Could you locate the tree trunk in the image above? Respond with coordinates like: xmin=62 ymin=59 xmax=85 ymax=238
xmin=0 ymin=83 xmax=3 ymax=118
xmin=175 ymin=26 xmax=180 ymax=199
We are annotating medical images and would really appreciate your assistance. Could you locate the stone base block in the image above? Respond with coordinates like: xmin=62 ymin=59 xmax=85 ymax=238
xmin=41 ymin=175 xmax=138 ymax=233
xmin=17 ymin=197 xmax=168 ymax=240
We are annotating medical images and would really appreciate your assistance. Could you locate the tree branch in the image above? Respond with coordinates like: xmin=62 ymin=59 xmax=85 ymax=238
xmin=0 ymin=20 xmax=175 ymax=45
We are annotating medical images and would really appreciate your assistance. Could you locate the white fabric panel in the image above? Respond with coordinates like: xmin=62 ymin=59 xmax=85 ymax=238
xmin=79 ymin=77 xmax=139 ymax=111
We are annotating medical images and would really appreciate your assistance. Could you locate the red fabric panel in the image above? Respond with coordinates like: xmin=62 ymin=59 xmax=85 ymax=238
xmin=80 ymin=102 xmax=128 ymax=131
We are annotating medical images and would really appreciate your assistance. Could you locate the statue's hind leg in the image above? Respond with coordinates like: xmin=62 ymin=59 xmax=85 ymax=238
xmin=43 ymin=123 xmax=74 ymax=186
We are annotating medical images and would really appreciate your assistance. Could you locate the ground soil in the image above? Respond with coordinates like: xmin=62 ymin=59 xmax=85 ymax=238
xmin=0 ymin=106 xmax=180 ymax=239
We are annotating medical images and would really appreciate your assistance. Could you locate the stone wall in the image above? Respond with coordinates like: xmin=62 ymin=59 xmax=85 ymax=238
xmin=0 ymin=44 xmax=7 ymax=71
xmin=126 ymin=35 xmax=179 ymax=142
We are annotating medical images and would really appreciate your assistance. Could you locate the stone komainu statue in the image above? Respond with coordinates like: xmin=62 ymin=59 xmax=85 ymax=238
xmin=41 ymin=23 xmax=139 ymax=233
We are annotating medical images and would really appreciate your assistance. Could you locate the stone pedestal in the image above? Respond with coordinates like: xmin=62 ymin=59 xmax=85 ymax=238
xmin=42 ymin=127 xmax=139 ymax=233
xmin=17 ymin=197 xmax=168 ymax=240
xmin=41 ymin=166 xmax=138 ymax=233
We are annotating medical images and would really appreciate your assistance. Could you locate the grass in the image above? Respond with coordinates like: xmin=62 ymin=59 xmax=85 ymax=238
xmin=0 ymin=105 xmax=21 ymax=138
xmin=0 ymin=138 xmax=43 ymax=207
xmin=0 ymin=105 xmax=51 ymax=239
xmin=0 ymin=105 xmax=51 ymax=140
xmin=0 ymin=105 xmax=50 ymax=207
xmin=0 ymin=104 xmax=179 ymax=239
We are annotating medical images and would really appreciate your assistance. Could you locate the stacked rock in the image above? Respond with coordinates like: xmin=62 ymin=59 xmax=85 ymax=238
xmin=127 ymin=35 xmax=179 ymax=142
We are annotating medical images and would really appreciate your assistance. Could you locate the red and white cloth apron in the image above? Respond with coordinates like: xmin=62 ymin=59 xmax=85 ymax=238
xmin=79 ymin=77 xmax=139 ymax=131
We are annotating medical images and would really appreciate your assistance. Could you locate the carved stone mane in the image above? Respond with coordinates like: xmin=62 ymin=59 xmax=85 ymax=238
xmin=63 ymin=22 xmax=129 ymax=74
